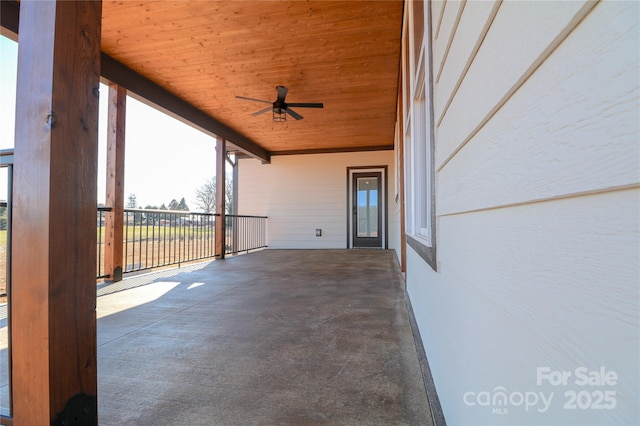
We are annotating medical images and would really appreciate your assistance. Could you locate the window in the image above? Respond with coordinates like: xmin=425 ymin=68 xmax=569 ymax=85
xmin=402 ymin=0 xmax=436 ymax=270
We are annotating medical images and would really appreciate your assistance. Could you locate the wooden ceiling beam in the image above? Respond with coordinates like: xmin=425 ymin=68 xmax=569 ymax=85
xmin=0 ymin=0 xmax=270 ymax=163
xmin=271 ymin=144 xmax=394 ymax=157
xmin=0 ymin=0 xmax=19 ymax=39
xmin=100 ymin=54 xmax=270 ymax=163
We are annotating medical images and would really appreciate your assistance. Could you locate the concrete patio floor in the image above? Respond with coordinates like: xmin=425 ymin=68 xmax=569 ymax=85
xmin=97 ymin=249 xmax=432 ymax=425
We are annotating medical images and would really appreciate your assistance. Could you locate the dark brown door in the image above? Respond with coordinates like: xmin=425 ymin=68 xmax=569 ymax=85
xmin=352 ymin=172 xmax=382 ymax=248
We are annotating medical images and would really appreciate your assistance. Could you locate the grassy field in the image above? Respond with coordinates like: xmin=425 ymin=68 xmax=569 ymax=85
xmin=97 ymin=224 xmax=216 ymax=242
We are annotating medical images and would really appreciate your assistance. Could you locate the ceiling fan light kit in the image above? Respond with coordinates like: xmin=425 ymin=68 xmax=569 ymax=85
xmin=236 ymin=86 xmax=323 ymax=122
xmin=273 ymin=108 xmax=287 ymax=122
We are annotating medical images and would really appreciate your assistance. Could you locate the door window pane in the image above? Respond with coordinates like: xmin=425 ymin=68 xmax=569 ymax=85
xmin=356 ymin=177 xmax=378 ymax=238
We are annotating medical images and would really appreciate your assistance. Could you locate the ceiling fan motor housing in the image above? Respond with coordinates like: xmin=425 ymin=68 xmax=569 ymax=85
xmin=236 ymin=86 xmax=323 ymax=122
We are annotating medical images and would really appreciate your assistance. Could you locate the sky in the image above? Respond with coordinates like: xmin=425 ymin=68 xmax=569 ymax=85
xmin=0 ymin=35 xmax=222 ymax=211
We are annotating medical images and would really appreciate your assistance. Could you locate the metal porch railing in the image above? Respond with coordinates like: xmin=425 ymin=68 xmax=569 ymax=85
xmin=96 ymin=209 xmax=267 ymax=278
xmin=225 ymin=214 xmax=268 ymax=256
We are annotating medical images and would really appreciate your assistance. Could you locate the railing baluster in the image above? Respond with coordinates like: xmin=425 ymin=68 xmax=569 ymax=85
xmin=132 ymin=213 xmax=136 ymax=270
xmin=151 ymin=212 xmax=156 ymax=268
xmin=163 ymin=213 xmax=167 ymax=266
xmin=138 ymin=214 xmax=143 ymax=269
xmin=124 ymin=211 xmax=129 ymax=272
xmin=170 ymin=212 xmax=174 ymax=265
xmin=144 ymin=213 xmax=148 ymax=269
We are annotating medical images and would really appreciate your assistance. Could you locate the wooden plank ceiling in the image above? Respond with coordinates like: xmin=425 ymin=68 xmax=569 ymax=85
xmin=101 ymin=0 xmax=403 ymax=156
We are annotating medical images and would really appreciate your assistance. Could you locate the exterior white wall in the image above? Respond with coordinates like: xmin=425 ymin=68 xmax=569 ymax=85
xmin=405 ymin=1 xmax=639 ymax=425
xmin=237 ymin=151 xmax=400 ymax=257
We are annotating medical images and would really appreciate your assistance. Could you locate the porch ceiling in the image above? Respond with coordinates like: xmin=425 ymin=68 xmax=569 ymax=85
xmin=101 ymin=1 xmax=403 ymax=156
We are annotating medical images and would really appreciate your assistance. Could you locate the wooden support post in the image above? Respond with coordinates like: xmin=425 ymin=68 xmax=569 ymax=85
xmin=215 ymin=136 xmax=226 ymax=259
xmin=104 ymin=84 xmax=126 ymax=282
xmin=11 ymin=1 xmax=102 ymax=424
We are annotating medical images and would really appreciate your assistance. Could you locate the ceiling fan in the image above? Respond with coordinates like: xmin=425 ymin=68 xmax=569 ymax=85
xmin=236 ymin=86 xmax=323 ymax=122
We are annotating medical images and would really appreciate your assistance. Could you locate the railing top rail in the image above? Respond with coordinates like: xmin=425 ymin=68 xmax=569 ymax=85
xmin=120 ymin=207 xmax=220 ymax=216
xmin=99 ymin=207 xmax=267 ymax=219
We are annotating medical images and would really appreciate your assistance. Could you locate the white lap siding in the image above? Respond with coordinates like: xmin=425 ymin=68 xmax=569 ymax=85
xmin=404 ymin=1 xmax=639 ymax=425
xmin=238 ymin=151 xmax=399 ymax=255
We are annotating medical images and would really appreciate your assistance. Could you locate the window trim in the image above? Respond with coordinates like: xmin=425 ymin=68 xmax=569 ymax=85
xmin=403 ymin=0 xmax=437 ymax=271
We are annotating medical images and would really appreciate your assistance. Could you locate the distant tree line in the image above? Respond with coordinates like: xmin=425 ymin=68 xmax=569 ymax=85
xmin=123 ymin=194 xmax=190 ymax=226
xmin=126 ymin=193 xmax=189 ymax=212
xmin=99 ymin=180 xmax=235 ymax=227
xmin=122 ymin=174 xmax=234 ymax=217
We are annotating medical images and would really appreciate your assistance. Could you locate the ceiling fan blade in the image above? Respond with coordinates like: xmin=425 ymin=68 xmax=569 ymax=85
xmin=236 ymin=95 xmax=272 ymax=104
xmin=252 ymin=106 xmax=273 ymax=116
xmin=276 ymin=86 xmax=288 ymax=102
xmin=287 ymin=108 xmax=304 ymax=120
xmin=287 ymin=102 xmax=324 ymax=109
